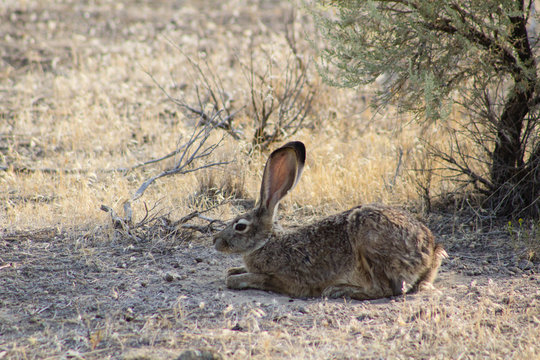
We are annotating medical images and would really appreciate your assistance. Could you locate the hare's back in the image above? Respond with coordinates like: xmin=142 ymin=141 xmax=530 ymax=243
xmin=347 ymin=204 xmax=435 ymax=275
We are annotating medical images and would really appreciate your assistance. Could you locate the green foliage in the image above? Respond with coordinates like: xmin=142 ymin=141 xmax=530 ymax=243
xmin=313 ymin=1 xmax=520 ymax=119
xmin=311 ymin=0 xmax=540 ymax=217
xmin=507 ymin=218 xmax=540 ymax=261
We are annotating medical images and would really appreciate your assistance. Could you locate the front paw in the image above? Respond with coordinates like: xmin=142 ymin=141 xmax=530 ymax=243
xmin=227 ymin=266 xmax=247 ymax=276
xmin=226 ymin=273 xmax=249 ymax=289
xmin=226 ymin=272 xmax=271 ymax=290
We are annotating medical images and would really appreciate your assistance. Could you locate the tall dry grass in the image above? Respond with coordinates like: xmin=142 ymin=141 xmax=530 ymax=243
xmin=0 ymin=0 xmax=459 ymax=232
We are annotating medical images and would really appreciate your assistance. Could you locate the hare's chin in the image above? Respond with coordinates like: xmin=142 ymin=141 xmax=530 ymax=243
xmin=214 ymin=243 xmax=228 ymax=253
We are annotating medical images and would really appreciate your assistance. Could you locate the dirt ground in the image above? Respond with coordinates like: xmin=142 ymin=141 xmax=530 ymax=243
xmin=1 ymin=0 xmax=539 ymax=359
xmin=1 ymin=213 xmax=540 ymax=359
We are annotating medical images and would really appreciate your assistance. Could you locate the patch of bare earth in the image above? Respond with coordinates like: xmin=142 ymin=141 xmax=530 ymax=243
xmin=1 ymin=214 xmax=539 ymax=359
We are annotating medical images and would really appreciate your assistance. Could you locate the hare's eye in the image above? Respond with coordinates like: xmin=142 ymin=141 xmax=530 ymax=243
xmin=234 ymin=221 xmax=248 ymax=232
xmin=234 ymin=223 xmax=247 ymax=232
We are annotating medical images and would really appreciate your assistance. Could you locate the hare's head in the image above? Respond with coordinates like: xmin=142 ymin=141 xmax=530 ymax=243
xmin=213 ymin=141 xmax=306 ymax=254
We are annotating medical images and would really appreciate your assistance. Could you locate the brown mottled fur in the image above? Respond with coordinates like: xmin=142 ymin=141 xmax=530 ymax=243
xmin=213 ymin=142 xmax=447 ymax=300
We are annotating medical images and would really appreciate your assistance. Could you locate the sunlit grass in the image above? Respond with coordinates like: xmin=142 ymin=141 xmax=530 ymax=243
xmin=0 ymin=0 xmax=459 ymax=232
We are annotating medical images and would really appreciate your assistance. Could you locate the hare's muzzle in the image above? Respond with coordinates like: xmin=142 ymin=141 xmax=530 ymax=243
xmin=213 ymin=235 xmax=229 ymax=252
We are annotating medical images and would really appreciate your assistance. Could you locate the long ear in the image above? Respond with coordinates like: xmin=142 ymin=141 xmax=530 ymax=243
xmin=258 ymin=141 xmax=306 ymax=217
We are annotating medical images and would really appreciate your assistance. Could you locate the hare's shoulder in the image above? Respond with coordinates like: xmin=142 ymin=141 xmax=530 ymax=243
xmin=247 ymin=210 xmax=356 ymax=274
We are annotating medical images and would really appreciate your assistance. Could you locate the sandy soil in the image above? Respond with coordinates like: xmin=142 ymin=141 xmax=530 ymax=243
xmin=1 ymin=213 xmax=539 ymax=359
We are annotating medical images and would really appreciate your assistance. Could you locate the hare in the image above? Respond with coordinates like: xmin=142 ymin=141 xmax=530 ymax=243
xmin=213 ymin=141 xmax=447 ymax=300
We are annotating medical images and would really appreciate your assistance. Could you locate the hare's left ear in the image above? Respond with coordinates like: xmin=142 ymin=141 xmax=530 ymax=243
xmin=258 ymin=141 xmax=306 ymax=217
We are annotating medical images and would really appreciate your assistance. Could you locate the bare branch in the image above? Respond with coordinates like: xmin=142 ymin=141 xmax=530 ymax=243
xmin=238 ymin=36 xmax=316 ymax=150
xmin=156 ymin=37 xmax=244 ymax=140
xmin=101 ymin=111 xmax=229 ymax=227
xmin=126 ymin=119 xmax=229 ymax=217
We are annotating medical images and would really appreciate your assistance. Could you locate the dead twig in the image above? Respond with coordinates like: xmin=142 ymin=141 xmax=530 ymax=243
xmin=172 ymin=204 xmax=227 ymax=234
xmin=239 ymin=34 xmax=316 ymax=151
xmin=176 ymin=212 xmax=225 ymax=234
xmin=0 ymin=263 xmax=16 ymax=270
xmin=101 ymin=114 xmax=228 ymax=233
xmin=100 ymin=205 xmax=130 ymax=231
xmin=384 ymin=147 xmax=404 ymax=191
xmin=155 ymin=37 xmax=243 ymax=140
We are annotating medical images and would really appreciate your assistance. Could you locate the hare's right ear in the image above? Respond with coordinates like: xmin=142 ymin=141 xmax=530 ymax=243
xmin=258 ymin=141 xmax=306 ymax=218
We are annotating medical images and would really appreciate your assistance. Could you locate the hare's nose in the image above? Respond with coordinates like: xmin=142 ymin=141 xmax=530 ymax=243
xmin=213 ymin=235 xmax=229 ymax=252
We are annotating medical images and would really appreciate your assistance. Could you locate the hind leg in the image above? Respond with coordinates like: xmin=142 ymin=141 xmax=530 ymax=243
xmin=390 ymin=278 xmax=408 ymax=296
xmin=416 ymin=267 xmax=440 ymax=292
xmin=417 ymin=244 xmax=447 ymax=292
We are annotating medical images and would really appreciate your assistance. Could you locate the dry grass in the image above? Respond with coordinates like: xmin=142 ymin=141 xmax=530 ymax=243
xmin=1 ymin=1 xmax=539 ymax=359
xmin=0 ymin=0 xmax=441 ymax=231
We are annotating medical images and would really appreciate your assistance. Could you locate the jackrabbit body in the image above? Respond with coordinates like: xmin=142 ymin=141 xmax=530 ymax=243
xmin=213 ymin=141 xmax=447 ymax=300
